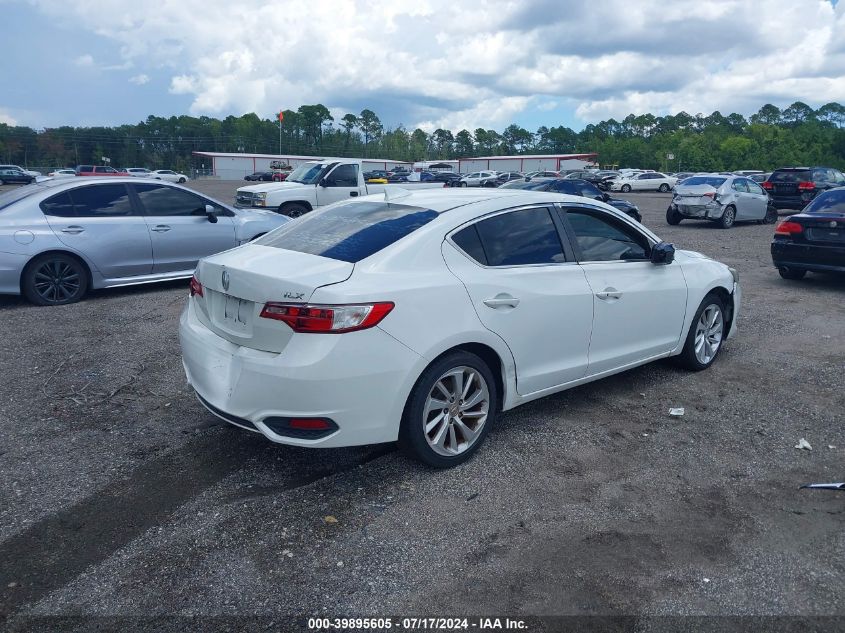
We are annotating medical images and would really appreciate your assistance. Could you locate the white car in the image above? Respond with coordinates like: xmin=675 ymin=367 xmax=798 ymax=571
xmin=459 ymin=171 xmax=499 ymax=187
xmin=125 ymin=167 xmax=154 ymax=177
xmin=151 ymin=169 xmax=189 ymax=183
xmin=180 ymin=189 xmax=740 ymax=467
xmin=611 ymin=172 xmax=677 ymax=193
xmin=46 ymin=169 xmax=76 ymax=178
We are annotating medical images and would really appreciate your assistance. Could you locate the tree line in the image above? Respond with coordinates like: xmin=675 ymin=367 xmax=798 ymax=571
xmin=2 ymin=101 xmax=844 ymax=173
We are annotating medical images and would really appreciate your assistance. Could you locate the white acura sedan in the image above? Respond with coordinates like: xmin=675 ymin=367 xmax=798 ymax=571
xmin=180 ymin=189 xmax=740 ymax=467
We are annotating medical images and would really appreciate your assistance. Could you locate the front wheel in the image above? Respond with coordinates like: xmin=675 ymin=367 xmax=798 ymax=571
xmin=460 ymin=181 xmax=467 ymax=187
xmin=399 ymin=351 xmax=497 ymax=468
xmin=621 ymin=184 xmax=631 ymax=193
xmin=279 ymin=203 xmax=309 ymax=218
xmin=22 ymin=253 xmax=89 ymax=306
xmin=658 ymin=183 xmax=670 ymax=193
xmin=763 ymin=204 xmax=778 ymax=224
xmin=666 ymin=206 xmax=682 ymax=225
xmin=718 ymin=205 xmax=736 ymax=229
xmin=178 ymin=177 xmax=187 ymax=183
xmin=778 ymin=266 xmax=806 ymax=280
xmin=674 ymin=294 xmax=726 ymax=371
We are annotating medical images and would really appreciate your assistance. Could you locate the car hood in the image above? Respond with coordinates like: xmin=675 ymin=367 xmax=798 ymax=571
xmin=238 ymin=181 xmax=311 ymax=193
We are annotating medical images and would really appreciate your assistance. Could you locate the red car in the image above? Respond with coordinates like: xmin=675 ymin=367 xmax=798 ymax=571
xmin=75 ymin=165 xmax=130 ymax=177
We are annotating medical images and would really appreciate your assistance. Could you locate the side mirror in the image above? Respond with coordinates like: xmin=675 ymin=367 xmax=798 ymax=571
xmin=651 ymin=241 xmax=675 ymax=265
xmin=319 ymin=178 xmax=329 ymax=187
xmin=205 ymin=204 xmax=218 ymax=223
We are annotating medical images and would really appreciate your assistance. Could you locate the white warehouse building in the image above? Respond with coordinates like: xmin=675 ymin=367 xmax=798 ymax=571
xmin=413 ymin=153 xmax=598 ymax=173
xmin=193 ymin=151 xmax=412 ymax=181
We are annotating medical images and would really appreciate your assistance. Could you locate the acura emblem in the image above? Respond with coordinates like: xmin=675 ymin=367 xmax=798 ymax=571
xmin=221 ymin=270 xmax=230 ymax=291
xmin=830 ymin=221 xmax=838 ymax=228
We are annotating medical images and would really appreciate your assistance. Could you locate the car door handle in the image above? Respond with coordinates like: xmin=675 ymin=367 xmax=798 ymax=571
xmin=483 ymin=295 xmax=520 ymax=308
xmin=595 ymin=287 xmax=622 ymax=301
xmin=350 ymin=191 xmax=359 ymax=197
xmin=60 ymin=226 xmax=84 ymax=234
xmin=151 ymin=225 xmax=172 ymax=232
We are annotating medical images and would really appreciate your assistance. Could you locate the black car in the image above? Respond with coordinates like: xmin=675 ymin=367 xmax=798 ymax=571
xmin=771 ymin=187 xmax=845 ymax=279
xmin=244 ymin=171 xmax=273 ymax=181
xmin=763 ymin=167 xmax=845 ymax=210
xmin=364 ymin=170 xmax=390 ymax=180
xmin=429 ymin=171 xmax=462 ymax=187
xmin=500 ymin=178 xmax=641 ymax=222
xmin=0 ymin=168 xmax=35 ymax=185
xmin=494 ymin=171 xmax=525 ymax=185
xmin=563 ymin=170 xmax=610 ymax=189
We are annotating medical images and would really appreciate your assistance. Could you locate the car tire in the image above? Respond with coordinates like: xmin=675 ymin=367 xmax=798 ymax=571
xmin=279 ymin=202 xmax=309 ymax=218
xmin=673 ymin=293 xmax=727 ymax=371
xmin=178 ymin=177 xmax=186 ymax=183
xmin=666 ymin=206 xmax=682 ymax=225
xmin=22 ymin=252 xmax=89 ymax=306
xmin=778 ymin=266 xmax=806 ymax=280
xmin=460 ymin=182 xmax=467 ymax=187
xmin=621 ymin=184 xmax=631 ymax=193
xmin=718 ymin=205 xmax=736 ymax=229
xmin=398 ymin=350 xmax=498 ymax=468
xmin=658 ymin=183 xmax=670 ymax=193
xmin=762 ymin=204 xmax=778 ymax=224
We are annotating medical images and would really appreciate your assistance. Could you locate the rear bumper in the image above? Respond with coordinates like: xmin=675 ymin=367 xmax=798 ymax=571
xmin=673 ymin=202 xmax=724 ymax=219
xmin=771 ymin=241 xmax=845 ymax=272
xmin=179 ymin=298 xmax=423 ymax=448
xmin=769 ymin=194 xmax=811 ymax=210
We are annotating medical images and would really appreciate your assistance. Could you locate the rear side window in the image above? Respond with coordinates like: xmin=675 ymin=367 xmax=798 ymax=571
xmin=803 ymin=189 xmax=845 ymax=214
xmin=770 ymin=170 xmax=812 ymax=183
xmin=41 ymin=191 xmax=77 ymax=217
xmin=473 ymin=207 xmax=565 ymax=266
xmin=451 ymin=224 xmax=489 ymax=264
xmin=255 ymin=200 xmax=438 ymax=263
xmin=69 ymin=184 xmax=134 ymax=217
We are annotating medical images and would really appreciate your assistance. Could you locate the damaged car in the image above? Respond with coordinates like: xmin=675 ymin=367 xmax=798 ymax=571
xmin=666 ymin=175 xmax=778 ymax=228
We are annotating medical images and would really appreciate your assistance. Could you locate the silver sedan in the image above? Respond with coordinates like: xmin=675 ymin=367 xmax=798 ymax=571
xmin=666 ymin=174 xmax=778 ymax=228
xmin=0 ymin=178 xmax=289 ymax=305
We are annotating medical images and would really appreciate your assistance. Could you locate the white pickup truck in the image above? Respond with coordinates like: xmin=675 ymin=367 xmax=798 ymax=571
xmin=235 ymin=159 xmax=445 ymax=217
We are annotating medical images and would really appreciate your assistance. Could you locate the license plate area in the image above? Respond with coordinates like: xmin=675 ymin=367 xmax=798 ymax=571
xmin=807 ymin=228 xmax=845 ymax=243
xmin=210 ymin=290 xmax=255 ymax=334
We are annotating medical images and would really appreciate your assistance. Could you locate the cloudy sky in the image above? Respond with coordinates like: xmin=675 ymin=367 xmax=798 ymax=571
xmin=2 ymin=0 xmax=845 ymax=132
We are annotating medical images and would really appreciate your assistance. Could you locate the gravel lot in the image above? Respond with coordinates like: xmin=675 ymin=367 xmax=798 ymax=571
xmin=0 ymin=180 xmax=843 ymax=630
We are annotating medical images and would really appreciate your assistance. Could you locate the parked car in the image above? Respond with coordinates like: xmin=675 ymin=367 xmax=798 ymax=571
xmin=673 ymin=172 xmax=697 ymax=184
xmin=501 ymin=178 xmax=641 ymax=222
xmin=494 ymin=171 xmax=525 ymax=185
xmin=0 ymin=168 xmax=36 ymax=185
xmin=0 ymin=164 xmax=41 ymax=177
xmin=245 ymin=172 xmax=273 ymax=182
xmin=611 ymin=172 xmax=678 ymax=193
xmin=181 ymin=188 xmax=740 ymax=467
xmin=563 ymin=170 xmax=612 ymax=190
xmin=748 ymin=172 xmax=771 ymax=183
xmin=0 ymin=178 xmax=289 ymax=306
xmin=771 ymin=187 xmax=845 ymax=279
xmin=75 ymin=165 xmax=130 ymax=177
xmin=47 ymin=169 xmax=77 ymax=178
xmin=364 ymin=170 xmax=390 ymax=181
xmin=762 ymin=167 xmax=845 ymax=210
xmin=125 ymin=168 xmax=153 ymax=178
xmin=432 ymin=172 xmax=463 ymax=186
xmin=151 ymin=169 xmax=189 ymax=183
xmin=524 ymin=170 xmax=561 ymax=180
xmin=459 ymin=171 xmax=499 ymax=187
xmin=666 ymin=175 xmax=777 ymax=229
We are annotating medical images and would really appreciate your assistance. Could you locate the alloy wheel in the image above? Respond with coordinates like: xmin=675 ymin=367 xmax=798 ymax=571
xmin=694 ymin=305 xmax=723 ymax=365
xmin=33 ymin=260 xmax=82 ymax=303
xmin=422 ymin=366 xmax=490 ymax=457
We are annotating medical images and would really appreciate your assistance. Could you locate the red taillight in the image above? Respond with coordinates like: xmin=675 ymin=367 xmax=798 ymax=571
xmin=259 ymin=302 xmax=394 ymax=333
xmin=189 ymin=274 xmax=203 ymax=297
xmin=702 ymin=192 xmax=717 ymax=200
xmin=774 ymin=220 xmax=803 ymax=236
xmin=761 ymin=181 xmax=773 ymax=190
xmin=798 ymin=181 xmax=815 ymax=191
xmin=289 ymin=418 xmax=332 ymax=430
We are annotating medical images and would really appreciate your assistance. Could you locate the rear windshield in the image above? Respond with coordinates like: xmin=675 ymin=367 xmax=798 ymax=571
xmin=770 ymin=170 xmax=811 ymax=183
xmin=803 ymin=189 xmax=845 ymax=214
xmin=255 ymin=200 xmax=439 ymax=263
xmin=679 ymin=176 xmax=726 ymax=187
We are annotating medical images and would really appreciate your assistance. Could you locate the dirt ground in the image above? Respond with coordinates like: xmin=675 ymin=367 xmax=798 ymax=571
xmin=0 ymin=181 xmax=843 ymax=631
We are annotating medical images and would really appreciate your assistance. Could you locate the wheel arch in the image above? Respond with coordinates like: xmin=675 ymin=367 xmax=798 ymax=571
xmin=278 ymin=200 xmax=313 ymax=213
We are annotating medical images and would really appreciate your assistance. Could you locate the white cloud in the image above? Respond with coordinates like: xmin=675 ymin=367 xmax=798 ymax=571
xmin=29 ymin=0 xmax=845 ymax=130
xmin=74 ymin=54 xmax=94 ymax=67
xmin=0 ymin=109 xmax=18 ymax=126
xmin=129 ymin=73 xmax=150 ymax=85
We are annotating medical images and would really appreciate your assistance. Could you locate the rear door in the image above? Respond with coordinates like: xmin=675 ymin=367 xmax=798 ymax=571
xmin=559 ymin=206 xmax=688 ymax=375
xmin=41 ymin=183 xmax=153 ymax=279
xmin=133 ymin=182 xmax=236 ymax=274
xmin=442 ymin=206 xmax=594 ymax=394
xmin=316 ymin=164 xmax=361 ymax=205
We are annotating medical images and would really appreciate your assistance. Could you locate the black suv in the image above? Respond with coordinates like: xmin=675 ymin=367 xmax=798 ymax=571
xmin=763 ymin=167 xmax=845 ymax=210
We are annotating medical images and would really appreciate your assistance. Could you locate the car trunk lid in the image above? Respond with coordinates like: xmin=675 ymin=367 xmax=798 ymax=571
xmin=193 ymin=244 xmax=354 ymax=353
